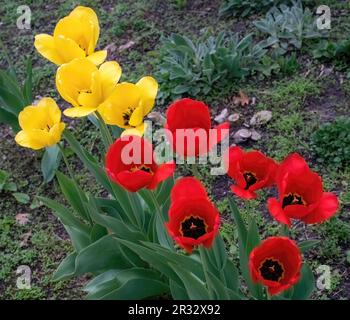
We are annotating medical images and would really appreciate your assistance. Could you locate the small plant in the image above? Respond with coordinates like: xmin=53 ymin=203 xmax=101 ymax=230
xmin=0 ymin=59 xmax=32 ymax=133
xmin=277 ymin=53 xmax=300 ymax=75
xmin=312 ymin=117 xmax=350 ymax=170
xmin=157 ymin=32 xmax=268 ymax=101
xmin=254 ymin=1 xmax=325 ymax=55
xmin=172 ymin=0 xmax=187 ymax=9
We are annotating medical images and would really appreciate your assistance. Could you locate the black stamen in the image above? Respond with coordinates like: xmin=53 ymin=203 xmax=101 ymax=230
xmin=282 ymin=193 xmax=305 ymax=209
xmin=259 ymin=258 xmax=284 ymax=282
xmin=243 ymin=171 xmax=258 ymax=190
xmin=122 ymin=107 xmax=135 ymax=126
xmin=180 ymin=216 xmax=207 ymax=239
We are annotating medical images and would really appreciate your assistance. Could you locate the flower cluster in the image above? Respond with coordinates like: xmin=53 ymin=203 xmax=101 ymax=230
xmin=13 ymin=5 xmax=340 ymax=300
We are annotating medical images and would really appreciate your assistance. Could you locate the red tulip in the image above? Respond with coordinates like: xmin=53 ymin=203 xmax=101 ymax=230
xmin=249 ymin=237 xmax=302 ymax=296
xmin=225 ymin=146 xmax=278 ymax=199
xmin=268 ymin=153 xmax=339 ymax=227
xmin=105 ymin=135 xmax=175 ymax=192
xmin=166 ymin=177 xmax=220 ymax=253
xmin=165 ymin=98 xmax=230 ymax=157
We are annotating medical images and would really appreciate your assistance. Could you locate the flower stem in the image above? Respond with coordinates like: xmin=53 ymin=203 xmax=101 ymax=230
xmin=95 ymin=111 xmax=113 ymax=149
xmin=280 ymin=224 xmax=290 ymax=237
xmin=191 ymin=163 xmax=202 ymax=181
xmin=199 ymin=246 xmax=215 ymax=299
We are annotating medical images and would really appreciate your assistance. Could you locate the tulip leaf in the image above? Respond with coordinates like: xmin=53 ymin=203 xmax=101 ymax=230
xmin=291 ymin=263 xmax=315 ymax=300
xmin=229 ymin=197 xmax=264 ymax=299
xmin=41 ymin=145 xmax=61 ymax=183
xmin=0 ymin=85 xmax=24 ymax=115
xmin=0 ymin=108 xmax=20 ymax=132
xmin=0 ymin=169 xmax=9 ymax=190
xmin=52 ymin=251 xmax=77 ymax=281
xmin=88 ymin=197 xmax=146 ymax=242
xmin=90 ymin=224 xmax=108 ymax=242
xmin=85 ymin=268 xmax=169 ymax=300
xmin=56 ymin=171 xmax=90 ymax=222
xmin=23 ymin=58 xmax=33 ymax=105
xmin=169 ymin=263 xmax=210 ymax=300
xmin=299 ymin=239 xmax=321 ymax=253
xmin=74 ymin=235 xmax=132 ymax=276
xmin=170 ymin=279 xmax=189 ymax=300
xmin=64 ymin=225 xmax=91 ymax=252
xmin=38 ymin=196 xmax=90 ymax=233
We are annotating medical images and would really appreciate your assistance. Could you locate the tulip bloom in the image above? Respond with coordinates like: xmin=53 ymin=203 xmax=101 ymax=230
xmin=165 ymin=98 xmax=230 ymax=157
xmin=166 ymin=177 xmax=220 ymax=253
xmin=15 ymin=97 xmax=65 ymax=150
xmin=249 ymin=237 xmax=302 ymax=296
xmin=98 ymin=77 xmax=158 ymax=136
xmin=34 ymin=6 xmax=106 ymax=65
xmin=56 ymin=58 xmax=121 ymax=117
xmin=268 ymin=153 xmax=339 ymax=226
xmin=105 ymin=135 xmax=175 ymax=192
xmin=225 ymin=146 xmax=278 ymax=199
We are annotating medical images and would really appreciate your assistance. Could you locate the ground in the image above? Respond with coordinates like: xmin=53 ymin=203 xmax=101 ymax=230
xmin=0 ymin=0 xmax=349 ymax=299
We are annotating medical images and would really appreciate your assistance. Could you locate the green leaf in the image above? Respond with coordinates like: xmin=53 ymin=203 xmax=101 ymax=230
xmin=4 ymin=181 xmax=17 ymax=192
xmin=64 ymin=225 xmax=91 ymax=252
xmin=88 ymin=197 xmax=146 ymax=242
xmin=23 ymin=58 xmax=33 ymax=105
xmin=52 ymin=251 xmax=77 ymax=281
xmin=56 ymin=171 xmax=90 ymax=222
xmin=90 ymin=224 xmax=108 ymax=242
xmin=13 ymin=192 xmax=30 ymax=204
xmin=170 ymin=279 xmax=189 ymax=300
xmin=169 ymin=263 xmax=210 ymax=300
xmin=0 ymin=108 xmax=19 ymax=132
xmin=41 ymin=145 xmax=61 ymax=183
xmin=0 ymin=169 xmax=9 ymax=190
xmin=38 ymin=196 xmax=90 ymax=233
xmin=291 ymin=264 xmax=315 ymax=300
xmin=0 ymin=85 xmax=24 ymax=115
xmin=299 ymin=240 xmax=321 ymax=253
xmin=74 ymin=235 xmax=131 ymax=276
xmin=85 ymin=268 xmax=169 ymax=300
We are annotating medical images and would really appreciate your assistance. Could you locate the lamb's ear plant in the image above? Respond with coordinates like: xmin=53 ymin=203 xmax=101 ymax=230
xmin=11 ymin=5 xmax=340 ymax=300
xmin=157 ymin=32 xmax=268 ymax=101
xmin=253 ymin=0 xmax=326 ymax=55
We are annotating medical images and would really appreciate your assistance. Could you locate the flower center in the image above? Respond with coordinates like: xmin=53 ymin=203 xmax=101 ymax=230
xmin=243 ymin=171 xmax=257 ymax=190
xmin=259 ymin=258 xmax=284 ymax=282
xmin=282 ymin=193 xmax=305 ymax=208
xmin=180 ymin=215 xmax=207 ymax=239
xmin=130 ymin=165 xmax=153 ymax=174
xmin=122 ymin=107 xmax=136 ymax=126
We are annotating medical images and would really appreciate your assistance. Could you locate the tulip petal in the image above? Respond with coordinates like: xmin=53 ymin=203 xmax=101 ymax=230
xmin=87 ymin=50 xmax=107 ymax=65
xmin=34 ymin=34 xmax=65 ymax=65
xmin=99 ymin=61 xmax=122 ymax=97
xmin=116 ymin=170 xmax=153 ymax=192
xmin=63 ymin=106 xmax=97 ymax=117
xmin=230 ymin=185 xmax=257 ymax=200
xmin=128 ymin=106 xmax=144 ymax=127
xmin=267 ymin=198 xmax=291 ymax=227
xmin=170 ymin=177 xmax=208 ymax=203
xmin=302 ymin=192 xmax=339 ymax=224
xmin=54 ymin=36 xmax=85 ymax=63
xmin=15 ymin=129 xmax=50 ymax=150
xmin=136 ymin=76 xmax=158 ymax=114
xmin=147 ymin=162 xmax=176 ymax=190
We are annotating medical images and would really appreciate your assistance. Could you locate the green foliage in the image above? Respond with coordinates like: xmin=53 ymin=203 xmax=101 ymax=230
xmin=312 ymin=117 xmax=350 ymax=170
xmin=0 ymin=59 xmax=33 ymax=132
xmin=277 ymin=53 xmax=300 ymax=76
xmin=254 ymin=1 xmax=325 ymax=55
xmin=158 ymin=32 xmax=268 ymax=100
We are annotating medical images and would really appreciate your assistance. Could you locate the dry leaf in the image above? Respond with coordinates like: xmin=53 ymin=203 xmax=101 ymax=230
xmin=214 ymin=108 xmax=229 ymax=123
xmin=233 ymin=129 xmax=251 ymax=143
xmin=250 ymin=110 xmax=272 ymax=126
xmin=233 ymin=90 xmax=250 ymax=107
xmin=20 ymin=232 xmax=32 ymax=247
xmin=16 ymin=213 xmax=30 ymax=226
xmin=118 ymin=41 xmax=135 ymax=52
xmin=228 ymin=113 xmax=240 ymax=122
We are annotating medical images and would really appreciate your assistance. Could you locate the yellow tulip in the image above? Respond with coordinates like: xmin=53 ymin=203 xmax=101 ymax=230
xmin=15 ymin=97 xmax=65 ymax=150
xmin=56 ymin=58 xmax=122 ymax=117
xmin=34 ymin=6 xmax=106 ymax=65
xmin=98 ymin=77 xmax=158 ymax=136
